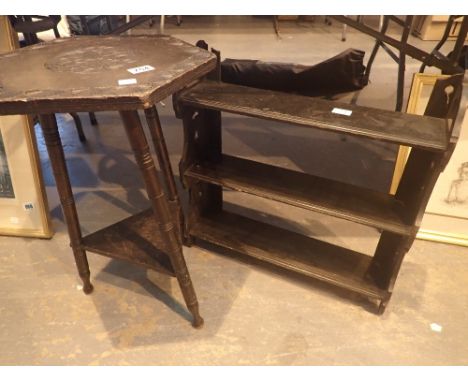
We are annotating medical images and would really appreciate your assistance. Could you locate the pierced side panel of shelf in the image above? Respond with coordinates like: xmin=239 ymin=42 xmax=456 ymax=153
xmin=179 ymin=80 xmax=448 ymax=152
xmin=190 ymin=210 xmax=387 ymax=300
xmin=185 ymin=155 xmax=414 ymax=236
xmin=81 ymin=208 xmax=175 ymax=276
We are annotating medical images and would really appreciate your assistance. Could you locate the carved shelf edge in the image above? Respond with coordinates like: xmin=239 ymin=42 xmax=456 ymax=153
xmin=179 ymin=80 xmax=449 ymax=152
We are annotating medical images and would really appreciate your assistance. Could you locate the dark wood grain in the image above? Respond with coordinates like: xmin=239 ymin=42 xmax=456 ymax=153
xmin=366 ymin=74 xmax=465 ymax=308
xmin=144 ymin=105 xmax=179 ymax=202
xmin=191 ymin=210 xmax=388 ymax=300
xmin=179 ymin=80 xmax=449 ymax=151
xmin=366 ymin=231 xmax=412 ymax=292
xmin=39 ymin=114 xmax=93 ymax=294
xmin=177 ymin=74 xmax=463 ymax=314
xmin=120 ymin=109 xmax=203 ymax=328
xmin=186 ymin=154 xmax=414 ymax=235
xmin=0 ymin=35 xmax=216 ymax=114
xmin=0 ymin=34 xmax=211 ymax=328
xmin=180 ymin=106 xmax=223 ymax=246
xmin=144 ymin=106 xmax=184 ymax=241
xmin=82 ymin=208 xmax=175 ymax=276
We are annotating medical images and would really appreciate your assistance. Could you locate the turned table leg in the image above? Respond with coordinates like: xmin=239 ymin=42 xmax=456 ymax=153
xmin=39 ymin=114 xmax=93 ymax=294
xmin=120 ymin=110 xmax=203 ymax=328
xmin=144 ymin=105 xmax=184 ymax=241
xmin=144 ymin=105 xmax=179 ymax=203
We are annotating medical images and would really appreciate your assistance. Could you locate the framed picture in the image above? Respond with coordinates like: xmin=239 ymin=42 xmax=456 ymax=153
xmin=420 ymin=104 xmax=468 ymax=246
xmin=0 ymin=16 xmax=53 ymax=238
xmin=389 ymin=73 xmax=450 ymax=194
xmin=391 ymin=72 xmax=468 ymax=246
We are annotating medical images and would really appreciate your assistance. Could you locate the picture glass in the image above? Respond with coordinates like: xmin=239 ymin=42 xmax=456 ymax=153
xmin=0 ymin=129 xmax=15 ymax=198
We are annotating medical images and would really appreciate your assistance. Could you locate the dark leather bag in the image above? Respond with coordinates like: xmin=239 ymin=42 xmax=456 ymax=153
xmin=221 ymin=49 xmax=368 ymax=96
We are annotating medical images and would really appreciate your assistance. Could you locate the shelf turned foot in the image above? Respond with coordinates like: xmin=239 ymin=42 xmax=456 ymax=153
xmin=377 ymin=299 xmax=388 ymax=315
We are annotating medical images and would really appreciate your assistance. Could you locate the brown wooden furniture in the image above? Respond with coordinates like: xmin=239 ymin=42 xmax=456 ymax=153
xmin=0 ymin=35 xmax=216 ymax=327
xmin=175 ymin=73 xmax=463 ymax=314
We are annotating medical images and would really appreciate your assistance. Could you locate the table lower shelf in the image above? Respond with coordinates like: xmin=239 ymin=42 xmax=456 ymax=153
xmin=190 ymin=210 xmax=389 ymax=301
xmin=81 ymin=208 xmax=176 ymax=276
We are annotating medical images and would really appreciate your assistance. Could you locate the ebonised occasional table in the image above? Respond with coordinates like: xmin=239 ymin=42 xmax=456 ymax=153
xmin=0 ymin=35 xmax=216 ymax=327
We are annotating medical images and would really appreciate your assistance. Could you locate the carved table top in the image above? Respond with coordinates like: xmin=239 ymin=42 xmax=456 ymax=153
xmin=0 ymin=35 xmax=216 ymax=114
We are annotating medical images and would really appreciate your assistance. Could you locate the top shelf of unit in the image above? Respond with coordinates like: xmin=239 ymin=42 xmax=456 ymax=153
xmin=178 ymin=80 xmax=449 ymax=152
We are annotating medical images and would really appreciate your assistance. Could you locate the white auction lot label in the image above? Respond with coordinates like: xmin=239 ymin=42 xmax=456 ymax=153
xmin=118 ymin=78 xmax=138 ymax=86
xmin=127 ymin=65 xmax=155 ymax=74
xmin=332 ymin=107 xmax=353 ymax=116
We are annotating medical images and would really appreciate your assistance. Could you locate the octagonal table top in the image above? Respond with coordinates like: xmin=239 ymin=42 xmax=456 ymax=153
xmin=0 ymin=35 xmax=216 ymax=115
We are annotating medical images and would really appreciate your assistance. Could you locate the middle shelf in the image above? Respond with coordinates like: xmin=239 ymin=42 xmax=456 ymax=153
xmin=185 ymin=154 xmax=414 ymax=236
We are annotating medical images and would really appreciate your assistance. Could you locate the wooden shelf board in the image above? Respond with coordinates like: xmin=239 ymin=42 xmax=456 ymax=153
xmin=82 ymin=208 xmax=176 ymax=276
xmin=191 ymin=210 xmax=388 ymax=300
xmin=179 ymin=80 xmax=448 ymax=152
xmin=186 ymin=155 xmax=414 ymax=236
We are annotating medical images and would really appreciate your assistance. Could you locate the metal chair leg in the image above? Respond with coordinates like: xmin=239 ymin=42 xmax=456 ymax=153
xmin=365 ymin=16 xmax=390 ymax=80
xmin=395 ymin=16 xmax=413 ymax=112
xmin=89 ymin=112 xmax=98 ymax=126
xmin=69 ymin=113 xmax=86 ymax=142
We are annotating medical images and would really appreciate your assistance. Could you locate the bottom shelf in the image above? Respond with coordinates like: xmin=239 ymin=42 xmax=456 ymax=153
xmin=190 ymin=210 xmax=388 ymax=300
xmin=82 ymin=208 xmax=176 ymax=276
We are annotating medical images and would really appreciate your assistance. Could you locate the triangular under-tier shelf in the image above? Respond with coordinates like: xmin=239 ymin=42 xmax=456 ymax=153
xmin=81 ymin=208 xmax=176 ymax=276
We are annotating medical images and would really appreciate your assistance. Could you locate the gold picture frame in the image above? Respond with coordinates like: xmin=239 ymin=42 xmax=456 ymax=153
xmin=389 ymin=73 xmax=450 ymax=194
xmin=0 ymin=16 xmax=53 ymax=238
xmin=390 ymin=72 xmax=468 ymax=247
